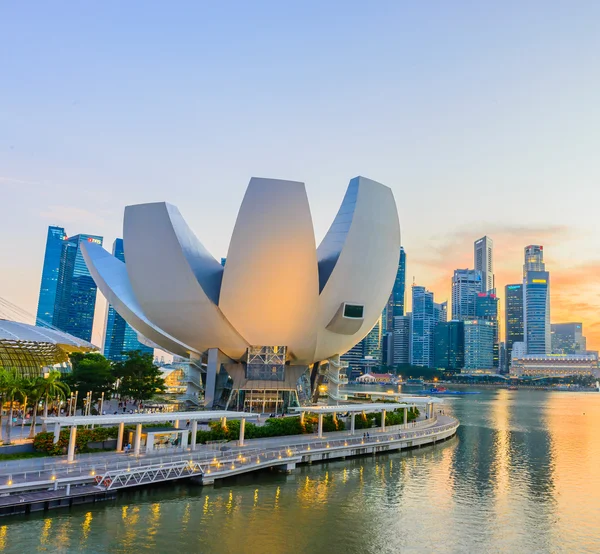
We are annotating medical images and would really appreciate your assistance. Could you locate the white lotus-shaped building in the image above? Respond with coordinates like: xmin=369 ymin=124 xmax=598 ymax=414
xmin=83 ymin=176 xmax=400 ymax=408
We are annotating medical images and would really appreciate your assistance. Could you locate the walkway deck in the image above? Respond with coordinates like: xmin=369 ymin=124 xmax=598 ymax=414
xmin=0 ymin=414 xmax=458 ymax=514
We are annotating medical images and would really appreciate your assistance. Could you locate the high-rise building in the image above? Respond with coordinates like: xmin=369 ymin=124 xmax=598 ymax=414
xmin=551 ymin=323 xmax=586 ymax=355
xmin=410 ymin=285 xmax=436 ymax=368
xmin=36 ymin=225 xmax=66 ymax=327
xmin=104 ymin=239 xmax=154 ymax=361
xmin=474 ymin=236 xmax=494 ymax=293
xmin=341 ymin=342 xmax=364 ymax=374
xmin=434 ymin=301 xmax=448 ymax=323
xmin=505 ymin=284 xmax=524 ymax=370
xmin=434 ymin=320 xmax=464 ymax=372
xmin=385 ymin=247 xmax=406 ymax=331
xmin=53 ymin=234 xmax=103 ymax=342
xmin=463 ymin=319 xmax=495 ymax=372
xmin=523 ymin=245 xmax=545 ymax=275
xmin=392 ymin=315 xmax=411 ymax=365
xmin=363 ymin=316 xmax=383 ymax=361
xmin=451 ymin=269 xmax=483 ymax=320
xmin=524 ymin=273 xmax=550 ymax=355
xmin=475 ymin=292 xmax=499 ymax=369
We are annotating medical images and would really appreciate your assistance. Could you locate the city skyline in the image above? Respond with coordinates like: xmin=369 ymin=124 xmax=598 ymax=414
xmin=1 ymin=2 xmax=599 ymax=350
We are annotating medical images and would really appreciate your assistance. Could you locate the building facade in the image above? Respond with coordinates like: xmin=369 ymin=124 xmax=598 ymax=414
xmin=103 ymin=238 xmax=154 ymax=361
xmin=474 ymin=236 xmax=494 ymax=293
xmin=53 ymin=234 xmax=103 ymax=342
xmin=385 ymin=247 xmax=406 ymax=331
xmin=510 ymin=354 xmax=598 ymax=378
xmin=505 ymin=284 xmax=524 ymax=370
xmin=434 ymin=320 xmax=464 ymax=372
xmin=36 ymin=225 xmax=67 ymax=328
xmin=451 ymin=269 xmax=483 ymax=320
xmin=463 ymin=319 xmax=495 ymax=372
xmin=392 ymin=315 xmax=411 ymax=365
xmin=524 ymin=270 xmax=551 ymax=355
xmin=411 ymin=285 xmax=435 ymax=368
xmin=475 ymin=293 xmax=499 ymax=369
xmin=551 ymin=323 xmax=586 ymax=355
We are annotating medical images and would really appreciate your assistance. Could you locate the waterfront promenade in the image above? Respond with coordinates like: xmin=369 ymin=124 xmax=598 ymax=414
xmin=0 ymin=413 xmax=458 ymax=513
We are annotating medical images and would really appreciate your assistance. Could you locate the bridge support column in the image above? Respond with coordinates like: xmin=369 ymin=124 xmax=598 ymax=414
xmin=117 ymin=422 xmax=125 ymax=451
xmin=404 ymin=407 xmax=408 ymax=429
xmin=134 ymin=423 xmax=142 ymax=456
xmin=350 ymin=413 xmax=356 ymax=435
xmin=381 ymin=409 xmax=386 ymax=432
xmin=174 ymin=420 xmax=180 ymax=428
xmin=53 ymin=422 xmax=61 ymax=444
xmin=300 ymin=412 xmax=305 ymax=425
xmin=221 ymin=417 xmax=227 ymax=430
xmin=67 ymin=425 xmax=77 ymax=462
xmin=239 ymin=418 xmax=246 ymax=446
xmin=318 ymin=414 xmax=323 ymax=438
xmin=205 ymin=348 xmax=223 ymax=409
xmin=190 ymin=420 xmax=198 ymax=451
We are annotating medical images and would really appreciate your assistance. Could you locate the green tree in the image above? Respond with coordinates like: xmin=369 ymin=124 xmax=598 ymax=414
xmin=113 ymin=350 xmax=166 ymax=403
xmin=66 ymin=352 xmax=114 ymax=407
xmin=24 ymin=377 xmax=45 ymax=439
xmin=38 ymin=370 xmax=70 ymax=432
xmin=3 ymin=370 xmax=27 ymax=445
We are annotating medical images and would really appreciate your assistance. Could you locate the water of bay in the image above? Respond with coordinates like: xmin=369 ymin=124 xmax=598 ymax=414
xmin=2 ymin=388 xmax=600 ymax=553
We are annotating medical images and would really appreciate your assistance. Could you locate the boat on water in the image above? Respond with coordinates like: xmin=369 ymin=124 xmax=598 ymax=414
xmin=507 ymin=386 xmax=518 ymax=391
xmin=405 ymin=378 xmax=425 ymax=386
xmin=426 ymin=386 xmax=481 ymax=395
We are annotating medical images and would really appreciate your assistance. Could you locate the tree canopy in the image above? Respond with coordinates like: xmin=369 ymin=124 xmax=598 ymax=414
xmin=112 ymin=350 xmax=166 ymax=402
xmin=65 ymin=352 xmax=113 ymax=402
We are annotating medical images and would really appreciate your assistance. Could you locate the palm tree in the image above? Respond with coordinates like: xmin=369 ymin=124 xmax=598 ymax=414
xmin=24 ymin=377 xmax=44 ymax=439
xmin=0 ymin=369 xmax=7 ymax=443
xmin=4 ymin=371 xmax=26 ymax=445
xmin=39 ymin=371 xmax=70 ymax=433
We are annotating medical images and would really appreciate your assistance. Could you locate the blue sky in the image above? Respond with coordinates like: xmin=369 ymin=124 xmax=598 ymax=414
xmin=1 ymin=1 xmax=599 ymax=347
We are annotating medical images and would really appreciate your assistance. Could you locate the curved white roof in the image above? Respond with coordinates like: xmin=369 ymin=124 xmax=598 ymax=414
xmin=0 ymin=319 xmax=95 ymax=351
xmin=82 ymin=176 xmax=401 ymax=364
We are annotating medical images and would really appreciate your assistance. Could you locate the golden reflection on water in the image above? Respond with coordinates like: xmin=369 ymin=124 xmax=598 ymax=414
xmin=0 ymin=525 xmax=7 ymax=551
xmin=226 ymin=490 xmax=233 ymax=514
xmin=274 ymin=486 xmax=280 ymax=510
xmin=253 ymin=488 xmax=259 ymax=507
xmin=203 ymin=494 xmax=210 ymax=515
xmin=121 ymin=505 xmax=140 ymax=551
xmin=80 ymin=511 xmax=92 ymax=545
xmin=545 ymin=393 xmax=600 ymax=550
xmin=39 ymin=518 xmax=52 ymax=547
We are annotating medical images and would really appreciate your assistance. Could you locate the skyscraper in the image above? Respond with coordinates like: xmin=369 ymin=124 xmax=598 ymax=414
xmin=104 ymin=239 xmax=154 ymax=361
xmin=474 ymin=236 xmax=494 ymax=293
xmin=463 ymin=319 xmax=495 ymax=372
xmin=475 ymin=292 xmax=499 ymax=369
xmin=522 ymin=246 xmax=550 ymax=355
xmin=385 ymin=247 xmax=406 ymax=331
xmin=410 ymin=285 xmax=435 ymax=368
xmin=434 ymin=320 xmax=464 ymax=372
xmin=434 ymin=301 xmax=448 ymax=323
xmin=36 ymin=225 xmax=66 ymax=327
xmin=392 ymin=315 xmax=411 ymax=365
xmin=505 ymin=284 xmax=524 ymax=370
xmin=363 ymin=316 xmax=383 ymax=361
xmin=523 ymin=245 xmax=545 ymax=275
xmin=451 ymin=269 xmax=483 ymax=320
xmin=551 ymin=323 xmax=586 ymax=354
xmin=53 ymin=234 xmax=103 ymax=342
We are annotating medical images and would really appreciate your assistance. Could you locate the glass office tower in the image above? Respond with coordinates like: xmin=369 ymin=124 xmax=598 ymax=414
xmin=104 ymin=238 xmax=154 ymax=361
xmin=505 ymin=284 xmax=524 ymax=370
xmin=410 ymin=285 xmax=435 ymax=368
xmin=35 ymin=226 xmax=66 ymax=327
xmin=385 ymin=247 xmax=406 ymax=332
xmin=53 ymin=234 xmax=103 ymax=342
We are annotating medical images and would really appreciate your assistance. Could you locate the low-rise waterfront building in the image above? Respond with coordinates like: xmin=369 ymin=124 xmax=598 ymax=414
xmin=510 ymin=353 xmax=599 ymax=378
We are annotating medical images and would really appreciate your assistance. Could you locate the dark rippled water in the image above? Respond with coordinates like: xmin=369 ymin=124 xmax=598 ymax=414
xmin=2 ymin=388 xmax=600 ymax=553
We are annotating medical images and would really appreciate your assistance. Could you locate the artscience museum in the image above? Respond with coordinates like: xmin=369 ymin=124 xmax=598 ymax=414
xmin=82 ymin=176 xmax=400 ymax=410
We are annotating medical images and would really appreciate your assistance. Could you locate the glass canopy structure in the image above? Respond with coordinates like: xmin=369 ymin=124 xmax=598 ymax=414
xmin=0 ymin=319 xmax=96 ymax=378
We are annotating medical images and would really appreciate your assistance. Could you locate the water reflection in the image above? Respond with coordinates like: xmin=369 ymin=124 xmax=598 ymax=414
xmin=1 ymin=390 xmax=599 ymax=553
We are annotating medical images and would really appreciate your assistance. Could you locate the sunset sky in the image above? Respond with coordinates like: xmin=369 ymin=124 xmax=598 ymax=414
xmin=1 ymin=2 xmax=599 ymax=350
